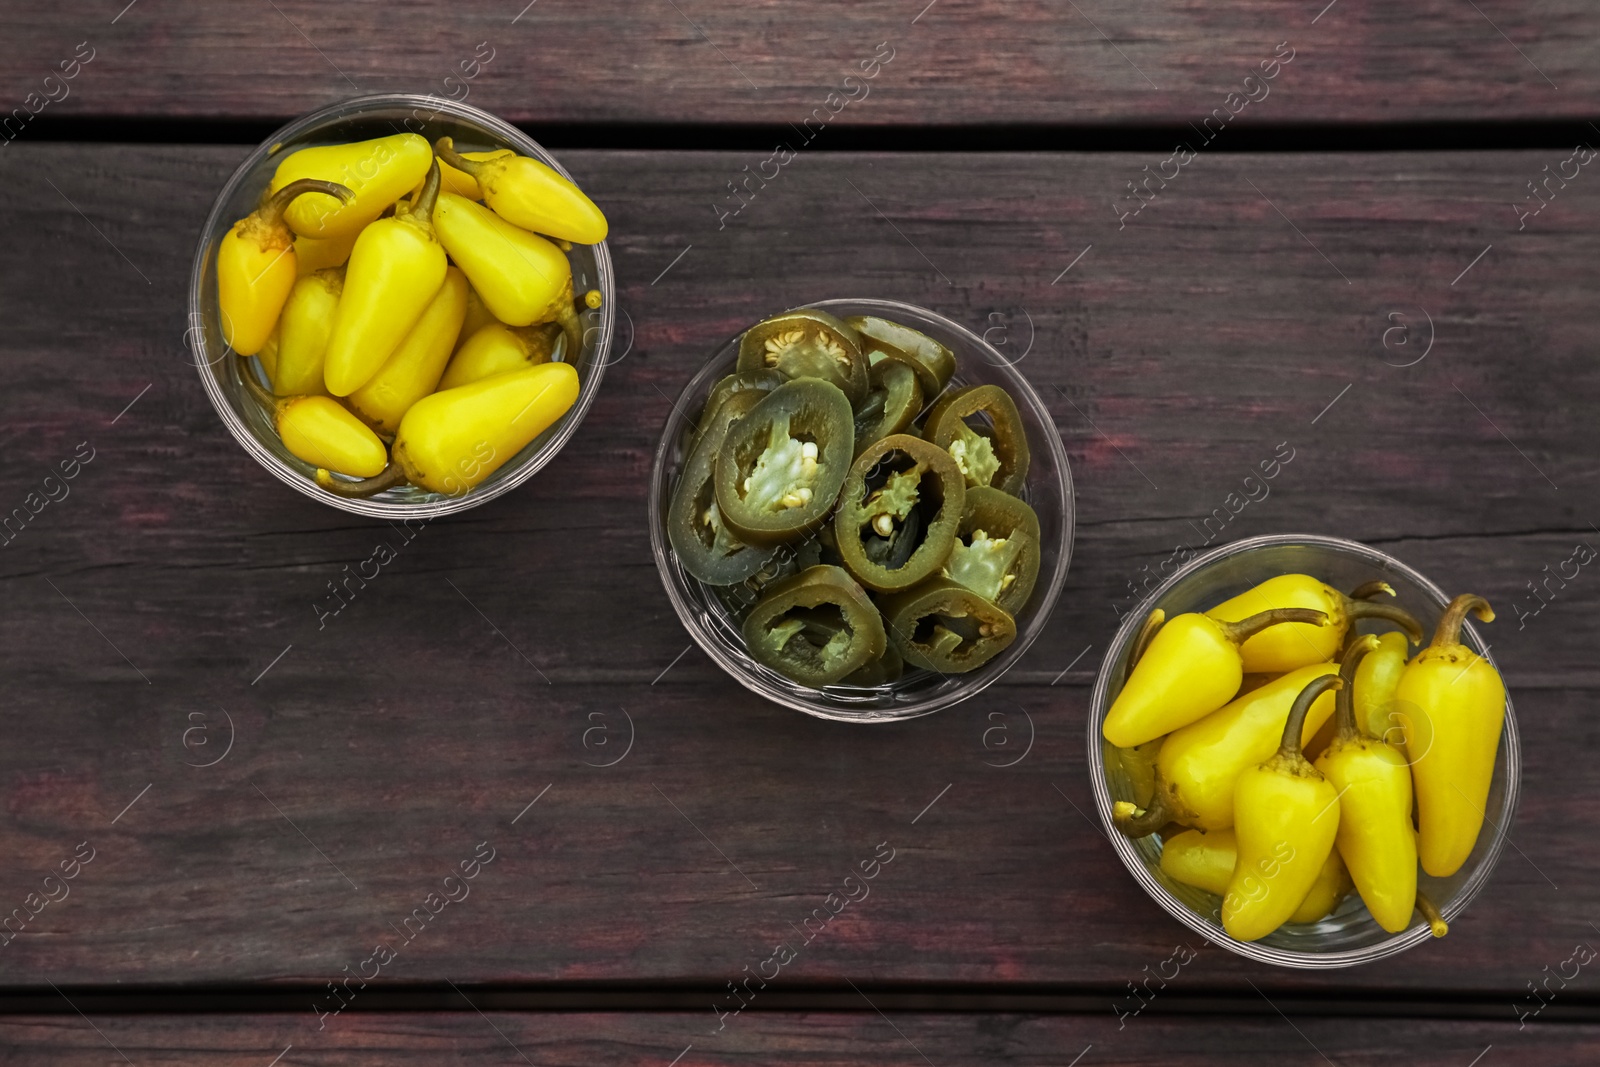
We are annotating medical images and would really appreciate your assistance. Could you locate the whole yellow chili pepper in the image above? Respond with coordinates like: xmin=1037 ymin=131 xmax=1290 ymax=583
xmin=1113 ymin=662 xmax=1340 ymax=837
xmin=323 ymin=161 xmax=449 ymax=397
xmin=1161 ymin=828 xmax=1348 ymax=923
xmin=1313 ymin=635 xmax=1417 ymax=932
xmin=418 ymin=147 xmax=513 ymax=201
xmin=437 ymin=137 xmax=608 ymax=244
xmin=274 ymin=268 xmax=343 ymax=397
xmin=439 ymin=322 xmax=560 ymax=390
xmin=1222 ymin=673 xmax=1343 ymax=942
xmin=1102 ymin=607 xmax=1329 ymax=748
xmin=347 ymin=267 xmax=469 ymax=435
xmin=270 ymin=133 xmax=433 ymax=239
xmin=216 ymin=178 xmax=351 ymax=357
xmin=238 ymin=356 xmax=387 ymax=478
xmin=457 ymin=284 xmax=501 ymax=351
xmin=1207 ymin=575 xmax=1423 ymax=673
xmin=1396 ymin=593 xmax=1505 ymax=878
xmin=1354 ymin=630 xmax=1410 ymax=742
xmin=317 ymin=361 xmax=579 ymax=497
xmin=432 ymin=191 xmax=572 ymax=327
xmin=294 ymin=229 xmax=358 ymax=277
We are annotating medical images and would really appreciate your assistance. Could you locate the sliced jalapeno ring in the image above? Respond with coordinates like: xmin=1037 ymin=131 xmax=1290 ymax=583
xmin=668 ymin=392 xmax=779 ymax=585
xmin=853 ymin=358 xmax=923 ymax=457
xmin=736 ymin=309 xmax=869 ymax=406
xmin=743 ymin=565 xmax=887 ymax=688
xmin=713 ymin=377 xmax=854 ymax=546
xmin=699 ymin=370 xmax=785 ymax=439
xmin=923 ymin=383 xmax=1031 ymax=495
xmin=941 ymin=485 xmax=1041 ymax=616
xmin=834 ymin=433 xmax=965 ymax=593
xmin=846 ymin=314 xmax=956 ymax=397
xmin=880 ymin=577 xmax=1016 ymax=673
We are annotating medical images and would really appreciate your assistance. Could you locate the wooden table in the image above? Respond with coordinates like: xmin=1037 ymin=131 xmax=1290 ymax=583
xmin=2 ymin=1 xmax=1598 ymax=1062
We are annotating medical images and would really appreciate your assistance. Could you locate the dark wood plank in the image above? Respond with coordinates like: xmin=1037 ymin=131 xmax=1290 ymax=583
xmin=0 ymin=1 xmax=1596 ymax=129
xmin=4 ymin=1011 xmax=1598 ymax=1066
xmin=0 ymin=145 xmax=1595 ymax=1000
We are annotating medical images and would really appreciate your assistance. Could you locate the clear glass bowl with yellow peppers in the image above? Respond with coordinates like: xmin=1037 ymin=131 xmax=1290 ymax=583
xmin=189 ymin=95 xmax=616 ymax=516
xmin=648 ymin=299 xmax=1074 ymax=723
xmin=1088 ymin=533 xmax=1520 ymax=967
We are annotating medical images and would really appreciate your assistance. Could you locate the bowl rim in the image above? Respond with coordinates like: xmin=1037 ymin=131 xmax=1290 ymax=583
xmin=188 ymin=92 xmax=616 ymax=518
xmin=647 ymin=296 xmax=1076 ymax=722
xmin=1086 ymin=531 xmax=1522 ymax=967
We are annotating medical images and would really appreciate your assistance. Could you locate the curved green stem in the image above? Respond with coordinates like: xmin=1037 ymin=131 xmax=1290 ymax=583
xmin=1348 ymin=579 xmax=1396 ymax=601
xmin=1415 ymin=891 xmax=1449 ymax=938
xmin=1347 ymin=600 xmax=1426 ymax=645
xmin=261 ymin=178 xmax=352 ymax=227
xmin=410 ymin=159 xmax=443 ymax=222
xmin=1112 ymin=785 xmax=1171 ymax=840
xmin=1279 ymin=674 xmax=1342 ymax=759
xmin=433 ymin=136 xmax=480 ymax=176
xmin=315 ymin=463 xmax=406 ymax=498
xmin=1332 ymin=634 xmax=1379 ymax=744
xmin=1219 ymin=607 xmax=1329 ymax=645
xmin=236 ymin=353 xmax=278 ymax=410
xmin=1432 ymin=593 xmax=1494 ymax=648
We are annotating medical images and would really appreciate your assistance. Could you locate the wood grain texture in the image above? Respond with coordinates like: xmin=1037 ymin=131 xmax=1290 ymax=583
xmin=0 ymin=1 xmax=1594 ymax=129
xmin=0 ymin=145 xmax=1595 ymax=1002
xmin=2 ymin=1011 xmax=1596 ymax=1067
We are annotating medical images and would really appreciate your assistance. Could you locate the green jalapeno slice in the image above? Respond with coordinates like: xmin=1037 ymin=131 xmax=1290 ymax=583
xmin=713 ymin=377 xmax=854 ymax=546
xmin=736 ymin=309 xmax=869 ymax=406
xmin=846 ymin=314 xmax=956 ymax=398
xmin=668 ymin=391 xmax=779 ymax=585
xmin=853 ymin=358 xmax=923 ymax=458
xmin=941 ymin=486 xmax=1041 ymax=616
xmin=834 ymin=433 xmax=965 ymax=593
xmin=923 ymin=383 xmax=1030 ymax=495
xmin=698 ymin=370 xmax=785 ymax=441
xmin=880 ymin=577 xmax=1016 ymax=673
xmin=743 ymin=565 xmax=887 ymax=687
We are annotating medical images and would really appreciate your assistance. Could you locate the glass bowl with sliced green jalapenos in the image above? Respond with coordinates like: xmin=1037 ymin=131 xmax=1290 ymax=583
xmin=1088 ymin=534 xmax=1520 ymax=967
xmin=649 ymin=299 xmax=1074 ymax=722
xmin=188 ymin=94 xmax=616 ymax=517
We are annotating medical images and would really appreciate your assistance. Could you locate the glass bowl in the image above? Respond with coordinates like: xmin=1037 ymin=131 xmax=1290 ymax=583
xmin=187 ymin=94 xmax=615 ymax=517
xmin=1087 ymin=533 xmax=1521 ymax=967
xmin=648 ymin=298 xmax=1074 ymax=723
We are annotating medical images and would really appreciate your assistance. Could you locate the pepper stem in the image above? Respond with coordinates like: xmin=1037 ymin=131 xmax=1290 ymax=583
xmin=1432 ymin=593 xmax=1495 ymax=648
xmin=1111 ymin=787 xmax=1171 ymax=839
xmin=1125 ymin=608 xmax=1166 ymax=685
xmin=260 ymin=178 xmax=352 ymax=227
xmin=1279 ymin=674 xmax=1342 ymax=760
xmin=1348 ymin=579 xmax=1396 ymax=601
xmin=1346 ymin=601 xmax=1426 ymax=645
xmin=410 ymin=159 xmax=443 ymax=222
xmin=1219 ymin=607 xmax=1329 ymax=645
xmin=315 ymin=463 xmax=406 ymax=498
xmin=1332 ymin=635 xmax=1380 ymax=744
xmin=1415 ymin=892 xmax=1449 ymax=938
xmin=236 ymin=353 xmax=278 ymax=409
xmin=434 ymin=136 xmax=481 ymax=176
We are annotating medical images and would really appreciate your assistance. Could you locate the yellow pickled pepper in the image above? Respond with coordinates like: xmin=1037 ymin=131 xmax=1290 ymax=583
xmin=432 ymin=191 xmax=572 ymax=327
xmin=323 ymin=161 xmax=450 ymax=396
xmin=436 ymin=137 xmax=608 ymax=244
xmin=1207 ymin=575 xmax=1424 ymax=673
xmin=1314 ymin=635 xmax=1418 ymax=933
xmin=1354 ymin=630 xmax=1410 ymax=742
xmin=317 ymin=362 xmax=579 ymax=497
xmin=429 ymin=147 xmax=513 ymax=200
xmin=1290 ymin=847 xmax=1352 ymax=924
xmin=294 ymin=229 xmax=359 ymax=276
xmin=1113 ymin=662 xmax=1341 ymax=837
xmin=217 ymin=178 xmax=351 ymax=356
xmin=1222 ymin=673 xmax=1343 ymax=942
xmin=1161 ymin=828 xmax=1348 ymax=923
xmin=1396 ymin=594 xmax=1506 ymax=878
xmin=270 ymin=133 xmax=433 ymax=239
xmin=439 ymin=322 xmax=559 ymax=390
xmin=237 ymin=356 xmax=387 ymax=478
xmin=457 ymin=285 xmax=500 ymax=350
xmin=347 ymin=268 xmax=469 ymax=435
xmin=275 ymin=267 xmax=343 ymax=396
xmin=1102 ymin=607 xmax=1329 ymax=748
